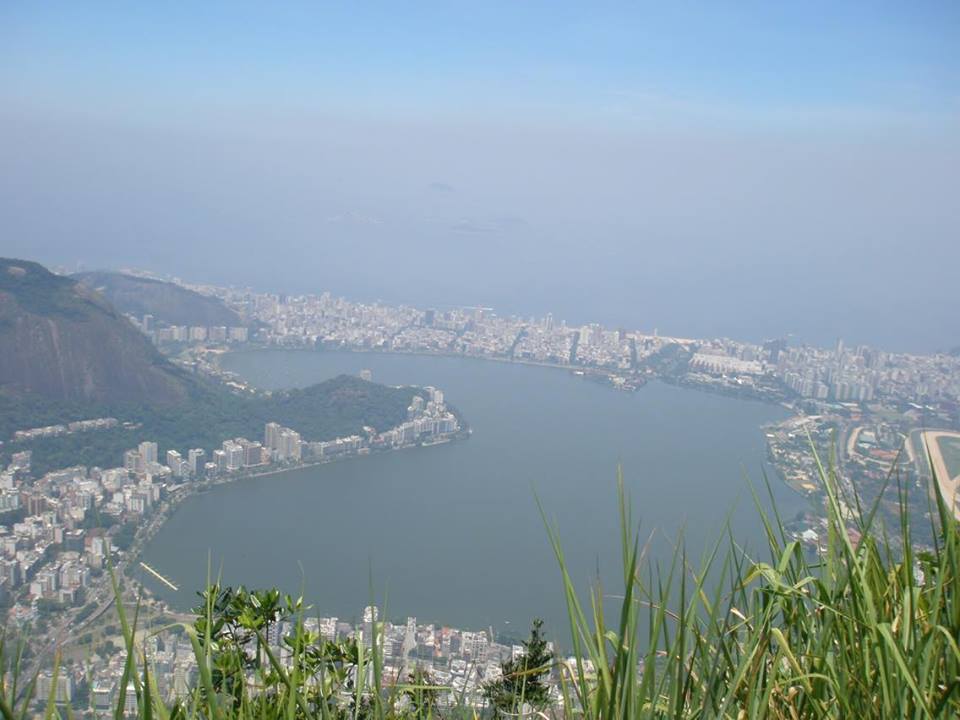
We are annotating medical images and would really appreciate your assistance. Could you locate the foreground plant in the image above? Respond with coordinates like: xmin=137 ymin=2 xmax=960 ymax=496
xmin=482 ymin=618 xmax=554 ymax=716
xmin=544 ymin=454 xmax=960 ymax=719
xmin=7 ymin=445 xmax=959 ymax=719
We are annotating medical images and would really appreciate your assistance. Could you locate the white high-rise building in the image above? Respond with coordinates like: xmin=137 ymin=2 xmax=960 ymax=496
xmin=188 ymin=449 xmax=206 ymax=476
xmin=221 ymin=441 xmax=244 ymax=471
xmin=138 ymin=442 xmax=158 ymax=465
xmin=277 ymin=430 xmax=301 ymax=461
xmin=166 ymin=450 xmax=183 ymax=477
xmin=264 ymin=422 xmax=282 ymax=450
xmin=124 ymin=449 xmax=141 ymax=473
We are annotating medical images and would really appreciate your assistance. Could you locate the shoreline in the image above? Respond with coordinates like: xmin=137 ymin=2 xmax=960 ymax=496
xmin=152 ymin=425 xmax=469 ymax=512
xmin=122 ymin=430 xmax=469 ymax=613
xmin=921 ymin=430 xmax=960 ymax=522
xmin=216 ymin=344 xmax=647 ymax=387
xmin=129 ymin=346 xmax=798 ymax=620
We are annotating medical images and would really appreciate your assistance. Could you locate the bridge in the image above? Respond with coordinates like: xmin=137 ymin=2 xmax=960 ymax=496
xmin=139 ymin=561 xmax=179 ymax=591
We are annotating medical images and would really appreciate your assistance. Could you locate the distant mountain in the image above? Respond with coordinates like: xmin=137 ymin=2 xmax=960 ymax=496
xmin=0 ymin=259 xmax=193 ymax=406
xmin=73 ymin=270 xmax=243 ymax=328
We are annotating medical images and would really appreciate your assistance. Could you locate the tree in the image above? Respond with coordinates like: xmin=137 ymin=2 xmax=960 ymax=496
xmin=96 ymin=640 xmax=118 ymax=659
xmin=192 ymin=583 xmax=374 ymax=717
xmin=404 ymin=666 xmax=440 ymax=716
xmin=111 ymin=522 xmax=137 ymax=551
xmin=482 ymin=619 xmax=553 ymax=716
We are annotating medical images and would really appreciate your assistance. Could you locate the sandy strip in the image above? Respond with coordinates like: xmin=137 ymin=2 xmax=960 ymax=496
xmin=922 ymin=430 xmax=960 ymax=522
xmin=846 ymin=425 xmax=862 ymax=459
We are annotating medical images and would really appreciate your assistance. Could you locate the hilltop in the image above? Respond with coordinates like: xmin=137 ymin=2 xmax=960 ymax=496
xmin=0 ymin=259 xmax=192 ymax=406
xmin=73 ymin=270 xmax=244 ymax=328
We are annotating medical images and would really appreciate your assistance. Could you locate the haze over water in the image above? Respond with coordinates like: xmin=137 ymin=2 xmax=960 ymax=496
xmin=142 ymin=350 xmax=803 ymax=636
xmin=4 ymin=4 xmax=958 ymax=353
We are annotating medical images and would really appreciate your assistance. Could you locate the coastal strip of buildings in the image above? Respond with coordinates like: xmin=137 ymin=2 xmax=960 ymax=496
xmin=0 ymin=384 xmax=459 ymax=630
xmin=127 ymin=280 xmax=958 ymax=414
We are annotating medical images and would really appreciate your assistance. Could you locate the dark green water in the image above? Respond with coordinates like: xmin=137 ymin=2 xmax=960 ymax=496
xmin=142 ymin=350 xmax=802 ymax=635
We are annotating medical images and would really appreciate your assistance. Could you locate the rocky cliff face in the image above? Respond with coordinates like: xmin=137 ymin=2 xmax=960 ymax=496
xmin=73 ymin=270 xmax=243 ymax=327
xmin=0 ymin=259 xmax=190 ymax=405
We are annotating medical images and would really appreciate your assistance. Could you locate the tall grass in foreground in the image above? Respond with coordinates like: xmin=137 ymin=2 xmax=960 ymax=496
xmin=3 ymin=446 xmax=958 ymax=719
xmin=544 ymin=453 xmax=959 ymax=719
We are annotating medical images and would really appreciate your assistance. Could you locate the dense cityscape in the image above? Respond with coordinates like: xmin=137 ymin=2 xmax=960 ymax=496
xmin=5 ymin=3 xmax=957 ymax=714
xmin=2 ymin=269 xmax=958 ymax=714
xmin=1 ymin=362 xmax=462 ymax=712
xmin=181 ymin=277 xmax=959 ymax=412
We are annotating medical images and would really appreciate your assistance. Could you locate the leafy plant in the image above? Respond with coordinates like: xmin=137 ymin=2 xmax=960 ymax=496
xmin=482 ymin=619 xmax=554 ymax=716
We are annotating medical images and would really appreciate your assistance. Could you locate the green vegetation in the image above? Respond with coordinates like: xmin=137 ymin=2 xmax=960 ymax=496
xmin=0 ymin=259 xmax=91 ymax=318
xmin=35 ymin=599 xmax=67 ymax=617
xmin=112 ymin=523 xmax=138 ymax=552
xmin=2 ymin=375 xmax=424 ymax=476
xmin=75 ymin=604 xmax=98 ymax=624
xmin=641 ymin=342 xmax=692 ymax=377
xmin=0 ymin=259 xmax=422 ymax=474
xmin=0 ymin=393 xmax=107 ymax=444
xmin=538 ymin=460 xmax=960 ymax=719
xmin=482 ymin=618 xmax=554 ymax=715
xmin=2 ymin=447 xmax=958 ymax=718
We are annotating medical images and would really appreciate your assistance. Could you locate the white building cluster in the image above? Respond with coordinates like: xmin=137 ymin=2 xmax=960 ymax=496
xmin=2 ymin=377 xmax=461 ymax=633
xmin=127 ymin=313 xmax=249 ymax=346
xmin=776 ymin=342 xmax=885 ymax=403
xmin=264 ymin=423 xmax=302 ymax=462
xmin=690 ymin=352 xmax=763 ymax=376
xmin=212 ymin=284 xmax=958 ymax=409
xmin=0 ymin=458 xmax=140 ymax=623
xmin=12 ymin=417 xmax=118 ymax=442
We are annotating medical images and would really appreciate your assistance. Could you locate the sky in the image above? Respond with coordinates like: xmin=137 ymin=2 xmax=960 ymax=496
xmin=1 ymin=2 xmax=958 ymax=351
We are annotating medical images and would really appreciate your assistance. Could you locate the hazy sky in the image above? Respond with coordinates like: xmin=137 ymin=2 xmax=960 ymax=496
xmin=2 ymin=2 xmax=958 ymax=351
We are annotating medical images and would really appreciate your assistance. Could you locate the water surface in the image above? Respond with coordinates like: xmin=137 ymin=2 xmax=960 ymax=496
xmin=143 ymin=350 xmax=802 ymax=635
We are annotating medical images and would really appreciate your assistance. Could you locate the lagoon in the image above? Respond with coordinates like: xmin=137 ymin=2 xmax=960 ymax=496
xmin=142 ymin=350 xmax=803 ymax=636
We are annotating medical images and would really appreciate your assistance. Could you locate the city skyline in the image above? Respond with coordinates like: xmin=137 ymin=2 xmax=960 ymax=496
xmin=84 ymin=262 xmax=960 ymax=360
xmin=39 ymin=260 xmax=960 ymax=357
